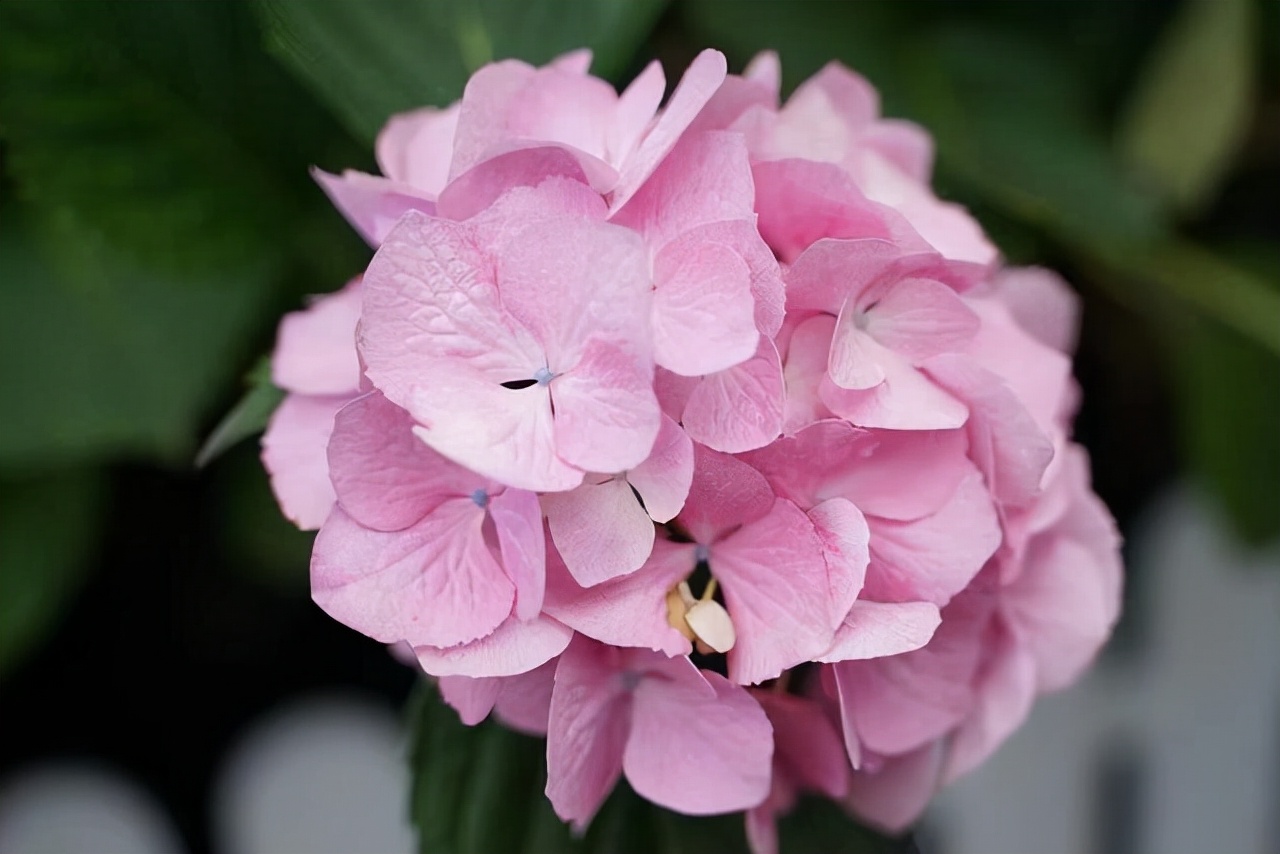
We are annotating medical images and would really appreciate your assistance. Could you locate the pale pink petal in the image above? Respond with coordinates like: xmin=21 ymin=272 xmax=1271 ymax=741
xmin=611 ymin=131 xmax=754 ymax=248
xmin=863 ymin=465 xmax=1000 ymax=605
xmin=828 ymin=316 xmax=886 ymax=390
xmin=654 ymin=367 xmax=697 ymax=422
xmin=924 ymin=354 xmax=1054 ymax=509
xmin=864 ymin=277 xmax=980 ymax=360
xmin=409 ymin=370 xmax=583 ymax=493
xmin=818 ymin=601 xmax=942 ymax=663
xmin=551 ymin=338 xmax=661 ymax=474
xmin=414 ymin=613 xmax=573 ymax=678
xmin=272 ymin=279 xmax=363 ymax=395
xmin=435 ymin=146 xmax=593 ymax=222
xmin=543 ymin=538 xmax=694 ymax=657
xmin=779 ymin=315 xmax=837 ymax=432
xmin=311 ymin=503 xmax=514 ymax=648
xmin=488 ymin=487 xmax=547 ymax=619
xmin=359 ymin=210 xmax=542 ymax=407
xmin=609 ymin=61 xmax=665 ymax=165
xmin=311 ymin=168 xmax=436 ymax=246
xmin=546 ymin=639 xmax=632 ymax=828
xmin=327 ymin=392 xmax=480 ymax=531
xmin=755 ymin=691 xmax=849 ymax=798
xmin=492 ymin=659 xmax=558 ymax=736
xmin=992 ymin=266 xmax=1081 ymax=354
xmin=682 ymin=337 xmax=785 ymax=453
xmin=820 ymin=343 xmax=969 ymax=431
xmin=652 ymin=237 xmax=757 ymax=376
xmin=543 ymin=477 xmax=655 ymax=587
xmin=625 ymin=666 xmax=773 ymax=814
xmin=744 ymin=51 xmax=781 ymax=91
xmin=677 ymin=444 xmax=775 ymax=543
xmin=845 ymin=742 xmax=944 ymax=833
xmin=261 ymin=394 xmax=346 ymax=531
xmin=550 ymin=49 xmax=593 ymax=75
xmin=745 ymin=807 xmax=780 ymax=854
xmin=785 ymin=235 xmax=917 ymax=317
xmin=715 ymin=499 xmax=845 ymax=685
xmin=610 ymin=49 xmax=728 ymax=212
xmin=743 ymin=419 xmax=969 ymax=522
xmin=375 ymin=104 xmax=460 ymax=193
xmin=861 ymin=120 xmax=933 ymax=182
xmin=941 ymin=630 xmax=1037 ymax=784
xmin=626 ymin=414 xmax=694 ymax=523
xmin=437 ymin=675 xmax=501 ymax=725
xmin=807 ymin=497 xmax=871 ymax=626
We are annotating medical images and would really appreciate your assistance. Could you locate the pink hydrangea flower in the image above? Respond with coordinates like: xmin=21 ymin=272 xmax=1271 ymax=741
xmin=258 ymin=48 xmax=1123 ymax=844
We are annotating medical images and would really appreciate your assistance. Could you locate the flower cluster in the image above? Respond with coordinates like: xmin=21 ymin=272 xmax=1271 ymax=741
xmin=262 ymin=49 xmax=1122 ymax=849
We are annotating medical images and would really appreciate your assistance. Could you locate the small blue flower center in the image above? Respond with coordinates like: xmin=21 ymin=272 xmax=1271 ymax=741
xmin=533 ymin=366 xmax=555 ymax=385
xmin=694 ymin=543 xmax=711 ymax=563
xmin=470 ymin=489 xmax=489 ymax=509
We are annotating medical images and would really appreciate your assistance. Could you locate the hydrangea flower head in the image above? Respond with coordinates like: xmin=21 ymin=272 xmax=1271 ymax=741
xmin=261 ymin=48 xmax=1122 ymax=847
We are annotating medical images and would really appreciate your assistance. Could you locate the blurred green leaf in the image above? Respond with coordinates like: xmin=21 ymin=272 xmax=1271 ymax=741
xmin=0 ymin=206 xmax=276 ymax=470
xmin=407 ymin=681 xmax=907 ymax=854
xmin=0 ymin=0 xmax=302 ymax=275
xmin=215 ymin=445 xmax=316 ymax=591
xmin=196 ymin=359 xmax=284 ymax=469
xmin=257 ymin=0 xmax=671 ymax=143
xmin=0 ymin=468 xmax=103 ymax=679
xmin=1173 ymin=244 xmax=1280 ymax=545
xmin=1118 ymin=0 xmax=1256 ymax=215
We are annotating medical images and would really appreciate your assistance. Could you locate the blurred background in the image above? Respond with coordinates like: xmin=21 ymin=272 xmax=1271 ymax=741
xmin=0 ymin=1 xmax=1277 ymax=852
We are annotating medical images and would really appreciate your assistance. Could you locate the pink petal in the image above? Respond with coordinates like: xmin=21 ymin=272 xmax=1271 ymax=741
xmin=992 ymin=266 xmax=1080 ymax=355
xmin=682 ymin=337 xmax=785 ymax=453
xmin=652 ymin=236 xmax=758 ymax=376
xmin=435 ymin=146 xmax=593 ymax=222
xmin=818 ymin=600 xmax=942 ymax=663
xmin=863 ymin=465 xmax=1000 ymax=605
xmin=437 ymin=675 xmax=502 ymax=725
xmin=492 ymin=659 xmax=558 ymax=735
xmin=311 ymin=168 xmax=436 ymax=246
xmin=261 ymin=394 xmax=346 ymax=531
xmin=311 ymin=503 xmax=514 ymax=648
xmin=414 ymin=613 xmax=573 ymax=678
xmin=611 ymin=131 xmax=754 ymax=248
xmin=807 ymin=497 xmax=871 ymax=626
xmin=610 ymin=49 xmax=728 ymax=212
xmin=820 ymin=343 xmax=969 ymax=431
xmin=625 ymin=665 xmax=773 ymax=814
xmin=785 ymin=235 xmax=917 ymax=317
xmin=488 ymin=487 xmax=547 ymax=619
xmin=271 ymin=279 xmax=363 ymax=395
xmin=941 ymin=630 xmax=1037 ymax=784
xmin=546 ymin=639 xmax=633 ymax=829
xmin=754 ymin=691 xmax=849 ymax=799
xmin=550 ymin=49 xmax=593 ymax=75
xmin=409 ymin=369 xmax=582 ymax=492
xmin=543 ymin=477 xmax=656 ymax=587
xmin=864 ymin=276 xmax=980 ymax=360
xmin=924 ymin=354 xmax=1054 ymax=509
xmin=785 ymin=62 xmax=880 ymax=135
xmin=375 ymin=103 xmax=460 ymax=193
xmin=861 ymin=120 xmax=934 ymax=182
xmin=626 ymin=414 xmax=694 ymax=524
xmin=543 ymin=538 xmax=694 ymax=657
xmin=609 ymin=60 xmax=665 ymax=165
xmin=677 ymin=445 xmax=775 ymax=543
xmin=827 ymin=318 xmax=886 ymax=390
xmin=552 ymin=338 xmax=661 ymax=474
xmin=327 ymin=392 xmax=480 ymax=531
xmin=715 ymin=499 xmax=845 ymax=685
xmin=845 ymin=742 xmax=944 ymax=833
xmin=742 ymin=419 xmax=969 ymax=522
xmin=359 ymin=210 xmax=542 ymax=408
xmin=779 ymin=315 xmax=837 ymax=432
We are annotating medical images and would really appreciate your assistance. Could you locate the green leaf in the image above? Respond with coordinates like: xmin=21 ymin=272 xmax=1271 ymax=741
xmin=0 ymin=468 xmax=103 ymax=679
xmin=0 ymin=205 xmax=277 ymax=470
xmin=1173 ymin=244 xmax=1280 ymax=546
xmin=196 ymin=359 xmax=286 ymax=469
xmin=406 ymin=681 xmax=909 ymax=854
xmin=257 ymin=0 xmax=671 ymax=143
xmin=1118 ymin=0 xmax=1257 ymax=215
xmin=0 ymin=0 xmax=303 ymax=276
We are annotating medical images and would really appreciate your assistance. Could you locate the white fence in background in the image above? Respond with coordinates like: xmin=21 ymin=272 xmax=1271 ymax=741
xmin=930 ymin=486 xmax=1280 ymax=854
